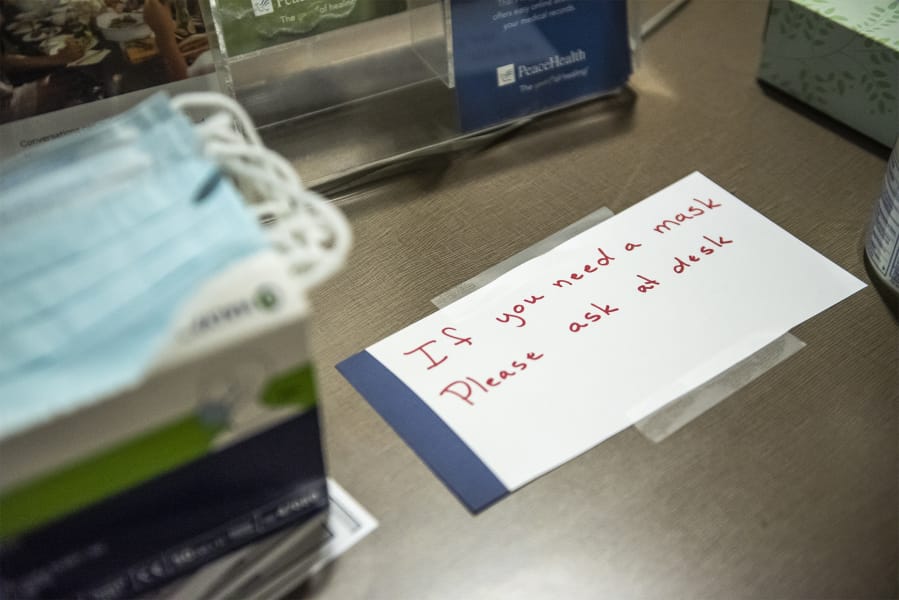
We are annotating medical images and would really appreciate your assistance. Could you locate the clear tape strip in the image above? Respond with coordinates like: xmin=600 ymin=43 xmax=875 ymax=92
xmin=633 ymin=333 xmax=806 ymax=443
xmin=432 ymin=206 xmax=615 ymax=308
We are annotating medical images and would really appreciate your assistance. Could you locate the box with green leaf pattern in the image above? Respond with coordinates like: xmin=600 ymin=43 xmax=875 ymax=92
xmin=759 ymin=0 xmax=898 ymax=146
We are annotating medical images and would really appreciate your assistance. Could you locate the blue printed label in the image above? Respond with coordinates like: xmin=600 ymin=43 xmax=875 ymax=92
xmin=450 ymin=0 xmax=632 ymax=131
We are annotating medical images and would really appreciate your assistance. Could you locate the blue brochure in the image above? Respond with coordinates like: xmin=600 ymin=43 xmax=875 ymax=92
xmin=449 ymin=0 xmax=632 ymax=132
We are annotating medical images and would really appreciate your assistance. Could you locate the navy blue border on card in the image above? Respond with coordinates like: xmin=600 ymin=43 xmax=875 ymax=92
xmin=336 ymin=351 xmax=508 ymax=513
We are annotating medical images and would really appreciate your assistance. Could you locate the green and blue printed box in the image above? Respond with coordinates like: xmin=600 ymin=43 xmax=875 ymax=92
xmin=759 ymin=0 xmax=898 ymax=147
xmin=0 ymin=251 xmax=329 ymax=600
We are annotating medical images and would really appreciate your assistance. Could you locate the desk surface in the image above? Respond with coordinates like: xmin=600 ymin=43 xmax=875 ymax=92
xmin=298 ymin=1 xmax=898 ymax=597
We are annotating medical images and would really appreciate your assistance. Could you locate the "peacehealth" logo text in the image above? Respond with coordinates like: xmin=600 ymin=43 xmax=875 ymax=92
xmin=517 ymin=49 xmax=586 ymax=79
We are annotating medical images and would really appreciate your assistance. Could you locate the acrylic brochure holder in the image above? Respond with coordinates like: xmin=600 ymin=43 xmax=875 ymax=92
xmin=206 ymin=0 xmax=642 ymax=189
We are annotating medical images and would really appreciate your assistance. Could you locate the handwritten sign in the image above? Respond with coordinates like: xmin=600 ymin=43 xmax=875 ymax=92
xmin=337 ymin=172 xmax=866 ymax=512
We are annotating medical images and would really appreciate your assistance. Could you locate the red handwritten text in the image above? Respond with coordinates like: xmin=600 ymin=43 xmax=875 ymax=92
xmin=439 ymin=351 xmax=545 ymax=405
xmin=635 ymin=274 xmax=660 ymax=293
xmin=403 ymin=327 xmax=474 ymax=370
xmin=442 ymin=327 xmax=473 ymax=347
xmin=495 ymin=295 xmax=545 ymax=328
xmin=553 ymin=247 xmax=616 ymax=289
xmin=568 ymin=302 xmax=620 ymax=333
xmin=652 ymin=198 xmax=723 ymax=235
xmin=672 ymin=234 xmax=734 ymax=274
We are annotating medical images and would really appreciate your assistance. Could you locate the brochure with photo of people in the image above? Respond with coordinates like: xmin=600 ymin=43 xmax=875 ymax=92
xmin=211 ymin=0 xmax=406 ymax=58
xmin=0 ymin=0 xmax=221 ymax=158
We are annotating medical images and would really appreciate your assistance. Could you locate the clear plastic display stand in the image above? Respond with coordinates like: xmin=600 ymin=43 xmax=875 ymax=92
xmin=431 ymin=206 xmax=806 ymax=444
xmin=206 ymin=0 xmax=643 ymax=189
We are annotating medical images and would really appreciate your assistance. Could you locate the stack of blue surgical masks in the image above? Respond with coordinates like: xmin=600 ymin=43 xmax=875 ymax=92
xmin=0 ymin=94 xmax=269 ymax=439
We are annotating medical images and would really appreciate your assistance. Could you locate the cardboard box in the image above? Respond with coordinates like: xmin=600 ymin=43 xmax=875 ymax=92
xmin=759 ymin=0 xmax=899 ymax=147
xmin=0 ymin=251 xmax=328 ymax=600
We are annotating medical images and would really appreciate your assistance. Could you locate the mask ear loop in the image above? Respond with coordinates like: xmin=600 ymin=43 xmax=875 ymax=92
xmin=173 ymin=93 xmax=294 ymax=219
xmin=202 ymin=135 xmax=352 ymax=288
xmin=205 ymin=139 xmax=352 ymax=288
xmin=173 ymin=92 xmax=264 ymax=146
xmin=170 ymin=92 xmax=352 ymax=289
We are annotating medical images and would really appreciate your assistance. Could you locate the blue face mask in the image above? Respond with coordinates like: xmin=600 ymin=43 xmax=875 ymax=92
xmin=0 ymin=105 xmax=209 ymax=330
xmin=0 ymin=115 xmax=205 ymax=290
xmin=0 ymin=102 xmax=201 ymax=232
xmin=0 ymin=96 xmax=269 ymax=439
